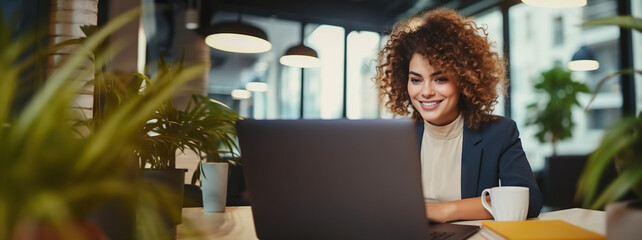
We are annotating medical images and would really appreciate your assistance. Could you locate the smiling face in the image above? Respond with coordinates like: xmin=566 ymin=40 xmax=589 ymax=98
xmin=407 ymin=53 xmax=461 ymax=126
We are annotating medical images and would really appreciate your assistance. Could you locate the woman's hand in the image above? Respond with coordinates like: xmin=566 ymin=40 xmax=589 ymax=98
xmin=425 ymin=196 xmax=493 ymax=223
xmin=425 ymin=202 xmax=457 ymax=223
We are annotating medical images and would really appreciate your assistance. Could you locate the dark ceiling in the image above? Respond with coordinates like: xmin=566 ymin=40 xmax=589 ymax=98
xmin=201 ymin=0 xmax=518 ymax=33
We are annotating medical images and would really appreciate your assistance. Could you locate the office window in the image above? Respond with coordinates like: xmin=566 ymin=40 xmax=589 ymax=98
xmin=552 ymin=16 xmax=564 ymax=46
xmin=304 ymin=24 xmax=345 ymax=119
xmin=346 ymin=30 xmax=381 ymax=119
xmin=279 ymin=67 xmax=302 ymax=119
xmin=508 ymin=3 xmax=619 ymax=171
xmin=473 ymin=8 xmax=505 ymax=116
xmin=587 ymin=42 xmax=619 ymax=94
xmin=524 ymin=13 xmax=533 ymax=42
xmin=634 ymin=0 xmax=642 ymax=114
xmin=588 ymin=108 xmax=621 ymax=129
xmin=207 ymin=12 xmax=303 ymax=119
xmin=585 ymin=0 xmax=617 ymax=21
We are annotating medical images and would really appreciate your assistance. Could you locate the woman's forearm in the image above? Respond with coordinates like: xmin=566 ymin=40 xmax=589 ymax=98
xmin=425 ymin=197 xmax=493 ymax=223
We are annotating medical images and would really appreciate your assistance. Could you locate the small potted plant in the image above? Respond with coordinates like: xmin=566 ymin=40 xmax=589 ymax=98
xmin=135 ymin=89 xmax=240 ymax=214
xmin=96 ymin=57 xmax=241 ymax=221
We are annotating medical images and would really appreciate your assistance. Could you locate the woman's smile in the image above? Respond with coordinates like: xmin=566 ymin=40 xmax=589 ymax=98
xmin=420 ymin=100 xmax=443 ymax=110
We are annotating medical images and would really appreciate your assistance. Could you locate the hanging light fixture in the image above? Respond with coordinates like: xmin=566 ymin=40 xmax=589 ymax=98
xmin=185 ymin=0 xmax=200 ymax=29
xmin=231 ymin=89 xmax=251 ymax=100
xmin=568 ymin=46 xmax=599 ymax=71
xmin=280 ymin=23 xmax=320 ymax=68
xmin=204 ymin=14 xmax=272 ymax=53
xmin=245 ymin=81 xmax=268 ymax=92
xmin=521 ymin=0 xmax=586 ymax=8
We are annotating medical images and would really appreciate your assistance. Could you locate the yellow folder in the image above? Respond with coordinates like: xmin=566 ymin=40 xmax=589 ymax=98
xmin=480 ymin=220 xmax=605 ymax=240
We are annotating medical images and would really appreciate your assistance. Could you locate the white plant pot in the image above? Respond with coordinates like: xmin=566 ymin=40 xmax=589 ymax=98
xmin=201 ymin=162 xmax=229 ymax=212
xmin=606 ymin=200 xmax=642 ymax=240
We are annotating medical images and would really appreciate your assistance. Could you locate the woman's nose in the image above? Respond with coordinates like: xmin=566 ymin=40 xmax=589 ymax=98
xmin=422 ymin=82 xmax=435 ymax=96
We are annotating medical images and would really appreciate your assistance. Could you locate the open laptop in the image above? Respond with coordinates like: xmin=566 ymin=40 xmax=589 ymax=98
xmin=236 ymin=118 xmax=479 ymax=240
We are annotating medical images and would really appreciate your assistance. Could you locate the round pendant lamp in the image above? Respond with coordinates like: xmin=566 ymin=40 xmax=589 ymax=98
xmin=231 ymin=89 xmax=251 ymax=100
xmin=521 ymin=0 xmax=586 ymax=8
xmin=185 ymin=0 xmax=200 ymax=29
xmin=279 ymin=44 xmax=320 ymax=68
xmin=205 ymin=19 xmax=272 ymax=53
xmin=245 ymin=81 xmax=268 ymax=92
xmin=568 ymin=46 xmax=599 ymax=71
xmin=279 ymin=23 xmax=320 ymax=68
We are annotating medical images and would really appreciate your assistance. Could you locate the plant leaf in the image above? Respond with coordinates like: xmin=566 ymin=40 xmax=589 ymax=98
xmin=582 ymin=15 xmax=642 ymax=33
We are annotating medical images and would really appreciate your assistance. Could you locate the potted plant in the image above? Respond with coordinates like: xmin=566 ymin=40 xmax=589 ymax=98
xmin=0 ymin=8 xmax=207 ymax=239
xmin=574 ymin=15 xmax=642 ymax=240
xmin=524 ymin=66 xmax=591 ymax=208
xmin=94 ymin=56 xmax=241 ymax=222
xmin=525 ymin=66 xmax=591 ymax=156
xmin=134 ymin=88 xmax=240 ymax=214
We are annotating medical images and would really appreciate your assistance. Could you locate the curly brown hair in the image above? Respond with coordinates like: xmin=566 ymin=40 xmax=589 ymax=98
xmin=375 ymin=8 xmax=507 ymax=129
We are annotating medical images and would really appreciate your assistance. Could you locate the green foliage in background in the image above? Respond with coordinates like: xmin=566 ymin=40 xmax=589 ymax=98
xmin=525 ymin=66 xmax=590 ymax=155
xmin=92 ymin=54 xmax=241 ymax=185
xmin=0 ymin=8 xmax=207 ymax=239
xmin=576 ymin=15 xmax=642 ymax=209
xmin=131 ymin=61 xmax=240 ymax=171
xmin=82 ymin=26 xmax=240 ymax=179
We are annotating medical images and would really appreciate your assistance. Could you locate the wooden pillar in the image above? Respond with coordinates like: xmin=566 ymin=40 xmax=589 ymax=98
xmin=48 ymin=0 xmax=98 ymax=120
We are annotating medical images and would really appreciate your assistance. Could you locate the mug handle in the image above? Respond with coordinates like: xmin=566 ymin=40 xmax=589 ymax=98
xmin=481 ymin=188 xmax=494 ymax=219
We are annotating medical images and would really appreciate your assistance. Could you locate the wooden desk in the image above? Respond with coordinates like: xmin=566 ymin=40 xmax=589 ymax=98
xmin=178 ymin=207 xmax=257 ymax=240
xmin=178 ymin=207 xmax=605 ymax=239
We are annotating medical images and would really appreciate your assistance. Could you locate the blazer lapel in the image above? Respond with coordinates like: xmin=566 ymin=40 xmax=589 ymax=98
xmin=461 ymin=125 xmax=483 ymax=198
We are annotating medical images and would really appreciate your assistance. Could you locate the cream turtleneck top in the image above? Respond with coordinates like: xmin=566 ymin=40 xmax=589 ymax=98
xmin=421 ymin=114 xmax=464 ymax=203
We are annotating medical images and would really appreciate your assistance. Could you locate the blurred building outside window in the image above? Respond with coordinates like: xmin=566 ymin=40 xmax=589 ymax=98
xmin=473 ymin=8 xmax=505 ymax=117
xmin=346 ymin=30 xmax=381 ymax=119
xmin=508 ymin=3 xmax=619 ymax=171
xmin=305 ymin=24 xmax=345 ymax=119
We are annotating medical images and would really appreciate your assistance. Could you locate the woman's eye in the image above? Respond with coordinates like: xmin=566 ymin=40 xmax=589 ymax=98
xmin=435 ymin=77 xmax=448 ymax=83
xmin=409 ymin=78 xmax=421 ymax=83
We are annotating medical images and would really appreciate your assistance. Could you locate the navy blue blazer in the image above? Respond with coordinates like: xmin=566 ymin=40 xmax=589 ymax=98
xmin=416 ymin=116 xmax=543 ymax=218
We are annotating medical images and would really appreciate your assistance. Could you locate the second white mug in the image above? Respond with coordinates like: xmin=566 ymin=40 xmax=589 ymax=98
xmin=481 ymin=186 xmax=529 ymax=221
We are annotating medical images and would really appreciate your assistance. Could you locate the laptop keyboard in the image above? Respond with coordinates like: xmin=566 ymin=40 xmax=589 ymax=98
xmin=430 ymin=231 xmax=456 ymax=240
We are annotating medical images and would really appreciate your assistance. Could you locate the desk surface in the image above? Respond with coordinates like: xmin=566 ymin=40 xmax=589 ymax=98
xmin=178 ymin=207 xmax=605 ymax=240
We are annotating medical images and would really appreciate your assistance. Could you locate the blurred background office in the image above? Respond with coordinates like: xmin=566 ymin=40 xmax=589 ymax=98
xmin=161 ymin=0 xmax=640 ymax=173
xmin=2 ymin=0 xmax=641 ymax=208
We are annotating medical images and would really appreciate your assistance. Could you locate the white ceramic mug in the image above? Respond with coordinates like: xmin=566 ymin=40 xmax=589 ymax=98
xmin=481 ymin=186 xmax=529 ymax=221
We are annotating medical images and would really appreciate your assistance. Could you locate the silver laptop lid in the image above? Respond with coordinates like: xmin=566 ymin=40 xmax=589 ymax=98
xmin=237 ymin=118 xmax=429 ymax=240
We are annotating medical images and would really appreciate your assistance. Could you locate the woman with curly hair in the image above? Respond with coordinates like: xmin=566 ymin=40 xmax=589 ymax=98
xmin=376 ymin=8 xmax=542 ymax=223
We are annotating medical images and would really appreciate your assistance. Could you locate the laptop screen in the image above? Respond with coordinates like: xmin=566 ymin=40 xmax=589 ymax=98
xmin=237 ymin=118 xmax=431 ymax=239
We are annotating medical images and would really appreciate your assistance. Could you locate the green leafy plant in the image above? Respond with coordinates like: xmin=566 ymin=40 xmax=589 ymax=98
xmin=0 ymin=8 xmax=207 ymax=239
xmin=84 ymin=31 xmax=240 ymax=176
xmin=131 ymin=63 xmax=240 ymax=171
xmin=525 ymin=66 xmax=591 ymax=155
xmin=576 ymin=15 xmax=642 ymax=209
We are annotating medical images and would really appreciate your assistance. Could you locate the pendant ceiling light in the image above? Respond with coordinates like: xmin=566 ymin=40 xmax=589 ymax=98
xmin=280 ymin=23 xmax=320 ymax=68
xmin=185 ymin=0 xmax=200 ymax=30
xmin=245 ymin=81 xmax=268 ymax=92
xmin=231 ymin=89 xmax=251 ymax=100
xmin=568 ymin=46 xmax=599 ymax=71
xmin=521 ymin=0 xmax=586 ymax=8
xmin=205 ymin=15 xmax=272 ymax=54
